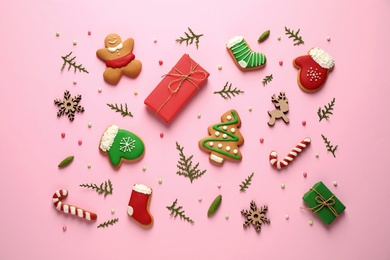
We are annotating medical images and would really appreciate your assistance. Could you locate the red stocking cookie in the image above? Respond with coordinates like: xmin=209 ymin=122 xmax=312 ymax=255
xmin=52 ymin=189 xmax=97 ymax=221
xmin=293 ymin=48 xmax=334 ymax=92
xmin=96 ymin=33 xmax=142 ymax=85
xmin=127 ymin=184 xmax=154 ymax=228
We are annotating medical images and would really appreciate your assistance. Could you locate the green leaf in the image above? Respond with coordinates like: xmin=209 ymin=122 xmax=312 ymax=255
xmin=258 ymin=30 xmax=270 ymax=43
xmin=207 ymin=195 xmax=222 ymax=217
xmin=80 ymin=179 xmax=113 ymax=198
xmin=214 ymin=82 xmax=244 ymax=99
xmin=106 ymin=103 xmax=133 ymax=117
xmin=318 ymin=97 xmax=336 ymax=121
xmin=61 ymin=52 xmax=89 ymax=73
xmin=321 ymin=134 xmax=338 ymax=158
xmin=262 ymin=74 xmax=273 ymax=87
xmin=175 ymin=27 xmax=204 ymax=49
xmin=239 ymin=172 xmax=254 ymax=192
xmin=166 ymin=199 xmax=194 ymax=224
xmin=284 ymin=27 xmax=304 ymax=46
xmin=176 ymin=142 xmax=206 ymax=183
xmin=97 ymin=218 xmax=119 ymax=228
xmin=58 ymin=156 xmax=74 ymax=168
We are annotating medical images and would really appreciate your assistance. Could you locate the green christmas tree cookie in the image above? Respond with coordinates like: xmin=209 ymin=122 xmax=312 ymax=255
xmin=99 ymin=125 xmax=145 ymax=168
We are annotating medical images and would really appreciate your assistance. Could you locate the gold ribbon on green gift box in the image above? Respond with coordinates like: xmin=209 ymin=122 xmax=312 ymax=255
xmin=302 ymin=181 xmax=346 ymax=225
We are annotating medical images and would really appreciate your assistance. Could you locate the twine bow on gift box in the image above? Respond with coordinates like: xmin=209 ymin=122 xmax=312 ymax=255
xmin=302 ymin=188 xmax=339 ymax=217
xmin=156 ymin=59 xmax=208 ymax=114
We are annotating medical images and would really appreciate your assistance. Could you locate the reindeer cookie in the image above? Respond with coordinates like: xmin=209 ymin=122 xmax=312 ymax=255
xmin=96 ymin=33 xmax=142 ymax=85
xmin=267 ymin=92 xmax=289 ymax=126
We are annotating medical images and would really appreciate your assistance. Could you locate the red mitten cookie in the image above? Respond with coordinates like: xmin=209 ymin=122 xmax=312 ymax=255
xmin=293 ymin=48 xmax=334 ymax=93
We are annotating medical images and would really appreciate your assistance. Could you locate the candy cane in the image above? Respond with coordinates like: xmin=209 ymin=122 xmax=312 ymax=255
xmin=52 ymin=189 xmax=97 ymax=221
xmin=269 ymin=138 xmax=311 ymax=169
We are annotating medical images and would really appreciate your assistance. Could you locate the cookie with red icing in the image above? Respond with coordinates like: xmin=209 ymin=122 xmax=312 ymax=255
xmin=127 ymin=184 xmax=153 ymax=228
xmin=293 ymin=48 xmax=334 ymax=93
xmin=96 ymin=33 xmax=142 ymax=85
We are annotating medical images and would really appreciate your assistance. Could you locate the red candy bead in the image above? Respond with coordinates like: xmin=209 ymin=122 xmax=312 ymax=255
xmin=61 ymin=133 xmax=65 ymax=138
xmin=260 ymin=138 xmax=264 ymax=143
xmin=302 ymin=121 xmax=306 ymax=126
xmin=159 ymin=60 xmax=163 ymax=65
xmin=160 ymin=133 xmax=164 ymax=138
xmin=303 ymin=172 xmax=307 ymax=178
xmin=279 ymin=61 xmax=283 ymax=66
xmin=78 ymin=140 xmax=82 ymax=145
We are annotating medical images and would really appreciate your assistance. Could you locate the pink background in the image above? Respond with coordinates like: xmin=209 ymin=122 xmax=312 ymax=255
xmin=1 ymin=0 xmax=389 ymax=259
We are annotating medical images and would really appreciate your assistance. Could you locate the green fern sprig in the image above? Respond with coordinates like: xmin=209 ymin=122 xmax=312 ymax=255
xmin=318 ymin=98 xmax=336 ymax=121
xmin=97 ymin=218 xmax=119 ymax=228
xmin=176 ymin=142 xmax=206 ymax=183
xmin=321 ymin=134 xmax=338 ymax=158
xmin=166 ymin=199 xmax=194 ymax=224
xmin=79 ymin=179 xmax=113 ymax=198
xmin=239 ymin=172 xmax=254 ymax=192
xmin=61 ymin=52 xmax=89 ymax=73
xmin=107 ymin=103 xmax=133 ymax=117
xmin=214 ymin=82 xmax=244 ymax=99
xmin=262 ymin=74 xmax=273 ymax=86
xmin=284 ymin=27 xmax=304 ymax=46
xmin=176 ymin=27 xmax=204 ymax=49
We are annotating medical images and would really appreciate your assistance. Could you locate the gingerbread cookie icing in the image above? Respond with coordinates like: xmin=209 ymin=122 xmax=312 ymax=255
xmin=293 ymin=47 xmax=334 ymax=92
xmin=96 ymin=33 xmax=142 ymax=85
xmin=199 ymin=110 xmax=244 ymax=166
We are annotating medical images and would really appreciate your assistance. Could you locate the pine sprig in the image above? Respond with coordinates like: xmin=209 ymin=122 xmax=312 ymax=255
xmin=318 ymin=97 xmax=336 ymax=121
xmin=239 ymin=172 xmax=254 ymax=192
xmin=166 ymin=199 xmax=194 ymax=224
xmin=321 ymin=134 xmax=338 ymax=158
xmin=79 ymin=179 xmax=113 ymax=198
xmin=284 ymin=27 xmax=304 ymax=46
xmin=214 ymin=82 xmax=244 ymax=99
xmin=176 ymin=27 xmax=204 ymax=49
xmin=262 ymin=74 xmax=273 ymax=86
xmin=61 ymin=52 xmax=89 ymax=73
xmin=106 ymin=103 xmax=133 ymax=117
xmin=176 ymin=142 xmax=206 ymax=183
xmin=97 ymin=218 xmax=119 ymax=228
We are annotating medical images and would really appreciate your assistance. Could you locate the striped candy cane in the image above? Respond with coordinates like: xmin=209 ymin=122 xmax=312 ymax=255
xmin=269 ymin=138 xmax=311 ymax=169
xmin=52 ymin=189 xmax=97 ymax=221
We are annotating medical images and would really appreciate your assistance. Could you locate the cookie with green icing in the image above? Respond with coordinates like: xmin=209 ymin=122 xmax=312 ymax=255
xmin=99 ymin=125 xmax=145 ymax=168
xmin=226 ymin=36 xmax=266 ymax=71
xmin=198 ymin=110 xmax=244 ymax=166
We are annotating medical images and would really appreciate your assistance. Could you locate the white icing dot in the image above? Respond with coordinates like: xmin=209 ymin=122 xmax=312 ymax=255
xmin=222 ymin=134 xmax=227 ymax=139
xmin=215 ymin=131 xmax=220 ymax=137
xmin=218 ymin=143 xmax=223 ymax=148
xmin=209 ymin=142 xmax=214 ymax=147
xmin=227 ymin=115 xmax=232 ymax=121
xmin=230 ymin=128 xmax=236 ymax=133
xmin=233 ymin=149 xmax=238 ymax=154
xmin=226 ymin=146 xmax=231 ymax=151
xmin=223 ymin=126 xmax=227 ymax=130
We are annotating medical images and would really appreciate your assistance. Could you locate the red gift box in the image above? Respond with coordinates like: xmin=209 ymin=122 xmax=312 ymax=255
xmin=144 ymin=54 xmax=210 ymax=123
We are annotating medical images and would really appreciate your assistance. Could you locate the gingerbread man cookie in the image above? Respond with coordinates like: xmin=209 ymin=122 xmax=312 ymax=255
xmin=96 ymin=33 xmax=142 ymax=85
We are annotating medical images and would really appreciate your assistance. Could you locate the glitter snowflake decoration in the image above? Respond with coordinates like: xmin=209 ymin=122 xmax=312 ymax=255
xmin=119 ymin=137 xmax=135 ymax=153
xmin=54 ymin=90 xmax=84 ymax=121
xmin=241 ymin=201 xmax=270 ymax=233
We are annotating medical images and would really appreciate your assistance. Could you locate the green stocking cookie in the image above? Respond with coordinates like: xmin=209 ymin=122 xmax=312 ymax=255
xmin=226 ymin=36 xmax=266 ymax=71
xmin=99 ymin=125 xmax=145 ymax=168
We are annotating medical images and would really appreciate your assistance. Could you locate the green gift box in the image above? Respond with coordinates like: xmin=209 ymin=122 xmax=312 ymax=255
xmin=302 ymin=181 xmax=346 ymax=225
